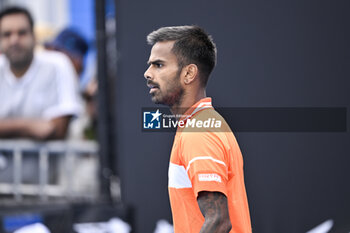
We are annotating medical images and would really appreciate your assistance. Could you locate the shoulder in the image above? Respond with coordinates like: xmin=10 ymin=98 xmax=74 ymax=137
xmin=34 ymin=50 xmax=73 ymax=68
xmin=33 ymin=50 xmax=77 ymax=80
xmin=179 ymin=108 xmax=235 ymax=149
xmin=181 ymin=108 xmax=232 ymax=135
xmin=197 ymin=108 xmax=230 ymax=128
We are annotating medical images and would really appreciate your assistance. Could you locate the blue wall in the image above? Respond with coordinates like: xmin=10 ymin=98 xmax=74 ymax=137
xmin=69 ymin=0 xmax=95 ymax=43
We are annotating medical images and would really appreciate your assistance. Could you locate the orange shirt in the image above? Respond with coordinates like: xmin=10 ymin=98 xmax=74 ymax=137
xmin=168 ymin=98 xmax=252 ymax=233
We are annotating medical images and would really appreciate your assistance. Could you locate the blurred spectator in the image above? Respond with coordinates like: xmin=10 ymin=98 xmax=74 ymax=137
xmin=44 ymin=28 xmax=88 ymax=76
xmin=0 ymin=6 xmax=83 ymax=186
xmin=0 ymin=6 xmax=81 ymax=140
xmin=43 ymin=29 xmax=99 ymax=195
xmin=45 ymin=28 xmax=97 ymax=140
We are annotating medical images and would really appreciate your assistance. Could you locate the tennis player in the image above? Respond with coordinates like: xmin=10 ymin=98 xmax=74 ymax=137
xmin=144 ymin=25 xmax=252 ymax=233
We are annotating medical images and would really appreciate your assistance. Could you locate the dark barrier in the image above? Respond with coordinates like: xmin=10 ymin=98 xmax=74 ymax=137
xmin=0 ymin=202 xmax=134 ymax=233
xmin=0 ymin=203 xmax=72 ymax=233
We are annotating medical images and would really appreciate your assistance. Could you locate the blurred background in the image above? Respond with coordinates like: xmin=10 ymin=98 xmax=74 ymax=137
xmin=0 ymin=0 xmax=349 ymax=233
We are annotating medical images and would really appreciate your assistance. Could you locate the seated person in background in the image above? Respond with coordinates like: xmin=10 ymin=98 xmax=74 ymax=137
xmin=44 ymin=29 xmax=98 ymax=192
xmin=45 ymin=28 xmax=97 ymax=140
xmin=44 ymin=28 xmax=88 ymax=77
xmin=0 ymin=7 xmax=82 ymax=140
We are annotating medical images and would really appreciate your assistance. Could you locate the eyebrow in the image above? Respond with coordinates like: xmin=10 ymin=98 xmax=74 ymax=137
xmin=147 ymin=59 xmax=164 ymax=65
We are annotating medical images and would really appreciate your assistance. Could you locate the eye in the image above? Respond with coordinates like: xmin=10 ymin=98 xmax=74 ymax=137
xmin=1 ymin=31 xmax=11 ymax=38
xmin=18 ymin=29 xmax=29 ymax=37
xmin=151 ymin=62 xmax=163 ymax=68
xmin=155 ymin=63 xmax=163 ymax=68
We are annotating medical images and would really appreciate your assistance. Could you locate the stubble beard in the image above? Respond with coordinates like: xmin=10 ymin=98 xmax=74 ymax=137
xmin=152 ymin=70 xmax=184 ymax=107
xmin=6 ymin=46 xmax=34 ymax=73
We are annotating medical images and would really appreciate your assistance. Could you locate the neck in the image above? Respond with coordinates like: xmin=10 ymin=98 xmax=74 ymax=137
xmin=11 ymin=65 xmax=30 ymax=78
xmin=10 ymin=56 xmax=33 ymax=78
xmin=170 ymin=88 xmax=206 ymax=117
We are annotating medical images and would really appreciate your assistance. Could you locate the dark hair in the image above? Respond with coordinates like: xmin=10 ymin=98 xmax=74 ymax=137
xmin=147 ymin=25 xmax=217 ymax=86
xmin=0 ymin=6 xmax=34 ymax=32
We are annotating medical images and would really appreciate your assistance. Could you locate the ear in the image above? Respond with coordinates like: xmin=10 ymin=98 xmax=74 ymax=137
xmin=183 ymin=64 xmax=198 ymax=85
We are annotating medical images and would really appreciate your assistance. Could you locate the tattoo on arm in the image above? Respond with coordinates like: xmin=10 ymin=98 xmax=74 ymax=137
xmin=197 ymin=191 xmax=232 ymax=233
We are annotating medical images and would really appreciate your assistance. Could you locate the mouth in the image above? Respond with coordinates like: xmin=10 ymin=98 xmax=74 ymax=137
xmin=7 ymin=47 xmax=26 ymax=58
xmin=147 ymin=83 xmax=160 ymax=94
xmin=8 ymin=46 xmax=23 ymax=53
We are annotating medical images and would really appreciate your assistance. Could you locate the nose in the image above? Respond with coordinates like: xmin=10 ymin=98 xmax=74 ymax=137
xmin=144 ymin=66 xmax=152 ymax=80
xmin=9 ymin=33 xmax=20 ymax=45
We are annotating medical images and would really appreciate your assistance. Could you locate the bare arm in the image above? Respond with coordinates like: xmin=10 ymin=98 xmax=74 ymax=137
xmin=197 ymin=191 xmax=232 ymax=233
xmin=0 ymin=116 xmax=71 ymax=140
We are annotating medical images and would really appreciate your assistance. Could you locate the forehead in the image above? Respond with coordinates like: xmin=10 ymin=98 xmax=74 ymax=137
xmin=0 ymin=13 xmax=31 ymax=31
xmin=149 ymin=41 xmax=177 ymax=62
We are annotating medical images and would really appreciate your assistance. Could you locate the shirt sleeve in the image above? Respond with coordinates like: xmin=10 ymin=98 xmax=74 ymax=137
xmin=43 ymin=53 xmax=83 ymax=120
xmin=180 ymin=131 xmax=229 ymax=198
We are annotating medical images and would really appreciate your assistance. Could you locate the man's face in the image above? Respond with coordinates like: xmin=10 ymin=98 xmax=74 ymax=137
xmin=0 ymin=13 xmax=35 ymax=68
xmin=144 ymin=41 xmax=184 ymax=106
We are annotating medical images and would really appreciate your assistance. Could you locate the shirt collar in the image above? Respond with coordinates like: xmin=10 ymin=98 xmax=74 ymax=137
xmin=180 ymin=97 xmax=213 ymax=122
xmin=3 ymin=54 xmax=37 ymax=87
